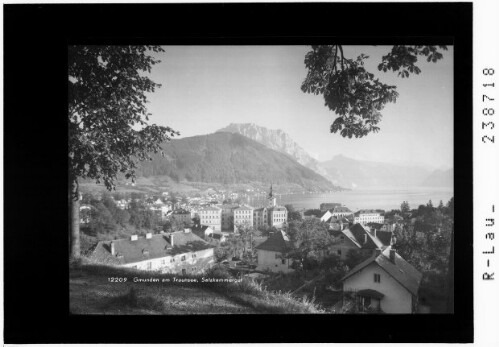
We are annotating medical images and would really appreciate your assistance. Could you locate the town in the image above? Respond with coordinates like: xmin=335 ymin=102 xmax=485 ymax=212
xmin=79 ymin=184 xmax=454 ymax=314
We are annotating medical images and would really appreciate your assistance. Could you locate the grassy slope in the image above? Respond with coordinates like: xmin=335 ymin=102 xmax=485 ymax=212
xmin=70 ymin=260 xmax=325 ymax=315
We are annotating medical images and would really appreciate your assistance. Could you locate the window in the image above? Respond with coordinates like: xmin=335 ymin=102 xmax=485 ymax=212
xmin=281 ymin=259 xmax=286 ymax=265
xmin=374 ymin=273 xmax=381 ymax=283
xmin=192 ymin=267 xmax=197 ymax=272
xmin=170 ymin=258 xmax=175 ymax=263
xmin=181 ymin=255 xmax=186 ymax=261
xmin=192 ymin=253 xmax=197 ymax=258
xmin=147 ymin=262 xmax=152 ymax=270
xmin=161 ymin=259 xmax=166 ymax=265
xmin=337 ymin=250 xmax=342 ymax=256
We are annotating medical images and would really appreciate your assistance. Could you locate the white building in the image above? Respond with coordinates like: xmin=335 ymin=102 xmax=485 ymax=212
xmin=90 ymin=230 xmax=215 ymax=275
xmin=331 ymin=206 xmax=352 ymax=218
xmin=255 ymin=230 xmax=294 ymax=273
xmin=341 ymin=247 xmax=422 ymax=313
xmin=198 ymin=205 xmax=222 ymax=232
xmin=354 ymin=209 xmax=385 ymax=224
xmin=233 ymin=205 xmax=254 ymax=232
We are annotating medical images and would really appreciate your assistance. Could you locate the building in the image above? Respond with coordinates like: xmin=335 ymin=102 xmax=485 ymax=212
xmin=90 ymin=230 xmax=215 ymax=275
xmin=255 ymin=230 xmax=294 ymax=273
xmin=354 ymin=209 xmax=385 ymax=224
xmin=320 ymin=202 xmax=342 ymax=211
xmin=198 ymin=205 xmax=222 ymax=232
xmin=341 ymin=247 xmax=422 ymax=313
xmin=171 ymin=209 xmax=193 ymax=226
xmin=267 ymin=206 xmax=287 ymax=228
xmin=320 ymin=210 xmax=333 ymax=222
xmin=331 ymin=206 xmax=352 ymax=218
xmin=233 ymin=205 xmax=254 ymax=232
xmin=253 ymin=207 xmax=268 ymax=229
xmin=329 ymin=223 xmax=386 ymax=260
xmin=266 ymin=184 xmax=287 ymax=228
xmin=219 ymin=203 xmax=239 ymax=231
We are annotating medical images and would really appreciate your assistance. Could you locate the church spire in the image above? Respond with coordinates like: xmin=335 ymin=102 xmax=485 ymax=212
xmin=268 ymin=183 xmax=276 ymax=207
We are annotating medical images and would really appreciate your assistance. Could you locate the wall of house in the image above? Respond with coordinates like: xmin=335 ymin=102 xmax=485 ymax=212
xmin=124 ymin=248 xmax=215 ymax=275
xmin=329 ymin=237 xmax=362 ymax=260
xmin=256 ymin=249 xmax=293 ymax=273
xmin=343 ymin=263 xmax=413 ymax=313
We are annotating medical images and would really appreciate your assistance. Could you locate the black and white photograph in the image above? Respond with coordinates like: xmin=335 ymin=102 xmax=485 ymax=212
xmin=69 ymin=44 xmax=454 ymax=315
xmin=4 ymin=1 xmax=481 ymax=344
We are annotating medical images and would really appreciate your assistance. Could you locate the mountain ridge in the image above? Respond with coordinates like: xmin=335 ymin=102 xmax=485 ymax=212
xmin=136 ymin=132 xmax=339 ymax=191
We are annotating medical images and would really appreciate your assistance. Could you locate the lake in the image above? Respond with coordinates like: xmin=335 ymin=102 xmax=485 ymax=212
xmin=250 ymin=187 xmax=454 ymax=211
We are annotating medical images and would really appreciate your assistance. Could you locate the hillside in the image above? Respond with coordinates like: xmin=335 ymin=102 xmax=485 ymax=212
xmin=421 ymin=169 xmax=453 ymax=187
xmin=137 ymin=132 xmax=337 ymax=191
xmin=216 ymin=123 xmax=329 ymax=178
xmin=321 ymin=155 xmax=436 ymax=189
xmin=70 ymin=261 xmax=324 ymax=314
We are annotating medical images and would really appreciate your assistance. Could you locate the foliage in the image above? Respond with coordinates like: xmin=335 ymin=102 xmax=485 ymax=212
xmin=400 ymin=201 xmax=410 ymax=214
xmin=303 ymin=209 xmax=323 ymax=217
xmin=68 ymin=45 xmax=179 ymax=194
xmin=286 ymin=219 xmax=337 ymax=267
xmin=285 ymin=204 xmax=303 ymax=221
xmin=301 ymin=45 xmax=447 ymax=138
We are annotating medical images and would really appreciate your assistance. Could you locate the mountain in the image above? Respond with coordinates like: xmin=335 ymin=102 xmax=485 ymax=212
xmin=321 ymin=155 xmax=449 ymax=189
xmin=137 ymin=132 xmax=337 ymax=191
xmin=421 ymin=169 xmax=453 ymax=187
xmin=216 ymin=123 xmax=329 ymax=178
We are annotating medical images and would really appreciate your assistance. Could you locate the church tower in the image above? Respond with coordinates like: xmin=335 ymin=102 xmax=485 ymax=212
xmin=268 ymin=184 xmax=277 ymax=207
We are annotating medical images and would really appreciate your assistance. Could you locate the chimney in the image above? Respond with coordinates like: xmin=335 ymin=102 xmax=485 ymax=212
xmin=146 ymin=233 xmax=152 ymax=239
xmin=389 ymin=249 xmax=396 ymax=263
xmin=110 ymin=241 xmax=115 ymax=256
xmin=170 ymin=233 xmax=174 ymax=247
xmin=373 ymin=229 xmax=377 ymax=238
xmin=131 ymin=235 xmax=138 ymax=241
xmin=364 ymin=234 xmax=367 ymax=244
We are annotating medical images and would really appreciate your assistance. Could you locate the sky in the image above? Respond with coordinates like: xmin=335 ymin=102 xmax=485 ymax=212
xmin=145 ymin=45 xmax=453 ymax=169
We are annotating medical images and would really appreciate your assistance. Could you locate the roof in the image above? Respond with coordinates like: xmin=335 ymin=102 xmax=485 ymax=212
xmin=234 ymin=205 xmax=254 ymax=211
xmin=199 ymin=206 xmax=221 ymax=211
xmin=253 ymin=207 xmax=267 ymax=212
xmin=348 ymin=224 xmax=384 ymax=249
xmin=90 ymin=232 xmax=214 ymax=266
xmin=341 ymin=247 xmax=422 ymax=296
xmin=172 ymin=209 xmax=191 ymax=215
xmin=332 ymin=206 xmax=352 ymax=213
xmin=269 ymin=206 xmax=287 ymax=212
xmin=355 ymin=209 xmax=385 ymax=216
xmin=255 ymin=230 xmax=292 ymax=252
xmin=376 ymin=231 xmax=394 ymax=247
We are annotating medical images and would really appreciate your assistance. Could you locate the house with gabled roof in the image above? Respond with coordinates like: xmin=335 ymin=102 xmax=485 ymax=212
xmin=255 ymin=230 xmax=294 ymax=273
xmin=331 ymin=206 xmax=352 ymax=217
xmin=329 ymin=223 xmax=387 ymax=260
xmin=341 ymin=247 xmax=422 ymax=313
xmin=89 ymin=230 xmax=215 ymax=275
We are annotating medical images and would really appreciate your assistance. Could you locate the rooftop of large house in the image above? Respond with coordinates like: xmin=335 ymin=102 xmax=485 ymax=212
xmin=269 ymin=205 xmax=287 ymax=212
xmin=90 ymin=231 xmax=214 ymax=266
xmin=332 ymin=206 xmax=352 ymax=213
xmin=341 ymin=247 xmax=423 ymax=296
xmin=255 ymin=230 xmax=292 ymax=253
xmin=354 ymin=209 xmax=386 ymax=216
xmin=199 ymin=205 xmax=222 ymax=211
xmin=172 ymin=209 xmax=191 ymax=215
xmin=234 ymin=205 xmax=254 ymax=211
xmin=335 ymin=223 xmax=386 ymax=250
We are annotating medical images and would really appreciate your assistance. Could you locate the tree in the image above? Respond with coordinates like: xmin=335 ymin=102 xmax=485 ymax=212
xmin=301 ymin=45 xmax=448 ymax=138
xmin=400 ymin=201 xmax=410 ymax=214
xmin=285 ymin=204 xmax=303 ymax=221
xmin=286 ymin=219 xmax=337 ymax=270
xmin=68 ymin=45 xmax=178 ymax=257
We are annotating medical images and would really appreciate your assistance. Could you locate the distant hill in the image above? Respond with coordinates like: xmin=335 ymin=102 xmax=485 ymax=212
xmin=321 ymin=155 xmax=451 ymax=189
xmin=421 ymin=169 xmax=453 ymax=187
xmin=216 ymin=123 xmax=329 ymax=178
xmin=137 ymin=132 xmax=337 ymax=191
